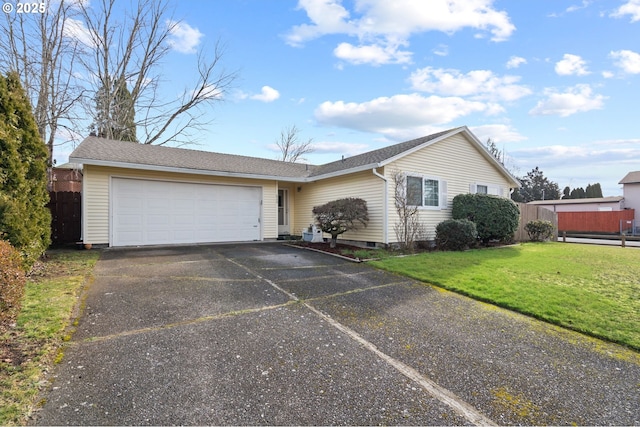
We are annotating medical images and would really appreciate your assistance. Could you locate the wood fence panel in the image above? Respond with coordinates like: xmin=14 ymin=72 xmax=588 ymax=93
xmin=47 ymin=191 xmax=81 ymax=245
xmin=515 ymin=203 xmax=558 ymax=242
xmin=558 ymin=210 xmax=635 ymax=233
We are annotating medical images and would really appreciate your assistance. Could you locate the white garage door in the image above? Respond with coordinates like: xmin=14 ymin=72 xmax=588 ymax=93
xmin=112 ymin=178 xmax=261 ymax=246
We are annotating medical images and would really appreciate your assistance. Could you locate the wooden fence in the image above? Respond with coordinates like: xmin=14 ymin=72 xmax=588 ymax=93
xmin=558 ymin=209 xmax=635 ymax=234
xmin=47 ymin=191 xmax=81 ymax=245
xmin=515 ymin=203 xmax=558 ymax=242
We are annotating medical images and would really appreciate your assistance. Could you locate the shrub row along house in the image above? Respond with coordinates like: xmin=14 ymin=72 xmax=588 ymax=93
xmin=69 ymin=126 xmax=520 ymax=248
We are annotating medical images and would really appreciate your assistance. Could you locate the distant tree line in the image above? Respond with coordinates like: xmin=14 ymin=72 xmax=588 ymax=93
xmin=562 ymin=183 xmax=603 ymax=199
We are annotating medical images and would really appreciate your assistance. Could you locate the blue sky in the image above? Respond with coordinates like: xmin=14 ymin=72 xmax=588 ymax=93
xmin=58 ymin=0 xmax=640 ymax=197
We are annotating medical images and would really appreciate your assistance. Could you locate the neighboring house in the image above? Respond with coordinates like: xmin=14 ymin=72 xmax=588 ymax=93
xmin=528 ymin=197 xmax=625 ymax=212
xmin=50 ymin=163 xmax=83 ymax=192
xmin=619 ymin=171 xmax=640 ymax=222
xmin=69 ymin=126 xmax=520 ymax=247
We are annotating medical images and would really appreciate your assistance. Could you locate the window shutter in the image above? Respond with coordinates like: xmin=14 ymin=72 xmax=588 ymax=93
xmin=440 ymin=180 xmax=448 ymax=209
xmin=469 ymin=183 xmax=477 ymax=194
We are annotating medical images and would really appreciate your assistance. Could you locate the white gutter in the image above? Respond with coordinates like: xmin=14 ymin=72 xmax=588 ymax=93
xmin=372 ymin=167 xmax=389 ymax=245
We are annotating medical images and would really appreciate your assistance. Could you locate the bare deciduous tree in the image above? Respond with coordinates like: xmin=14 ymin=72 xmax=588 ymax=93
xmin=393 ymin=171 xmax=425 ymax=251
xmin=275 ymin=125 xmax=314 ymax=162
xmin=1 ymin=0 xmax=238 ymax=173
xmin=78 ymin=0 xmax=237 ymax=146
xmin=1 ymin=0 xmax=84 ymax=171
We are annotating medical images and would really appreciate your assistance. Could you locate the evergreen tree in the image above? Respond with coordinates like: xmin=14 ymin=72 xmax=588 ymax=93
xmin=562 ymin=186 xmax=572 ymax=199
xmin=511 ymin=167 xmax=560 ymax=202
xmin=585 ymin=183 xmax=603 ymax=198
xmin=91 ymin=75 xmax=137 ymax=142
xmin=0 ymin=72 xmax=51 ymax=268
xmin=570 ymin=187 xmax=586 ymax=199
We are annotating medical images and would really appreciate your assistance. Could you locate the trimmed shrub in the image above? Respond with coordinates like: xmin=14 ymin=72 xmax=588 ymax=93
xmin=0 ymin=240 xmax=26 ymax=330
xmin=435 ymin=219 xmax=478 ymax=251
xmin=525 ymin=220 xmax=555 ymax=242
xmin=313 ymin=197 xmax=369 ymax=248
xmin=452 ymin=193 xmax=520 ymax=243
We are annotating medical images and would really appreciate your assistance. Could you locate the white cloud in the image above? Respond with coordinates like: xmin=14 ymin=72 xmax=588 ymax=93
xmin=566 ymin=1 xmax=591 ymax=13
xmin=409 ymin=67 xmax=532 ymax=102
xmin=334 ymin=41 xmax=412 ymax=65
xmin=314 ymin=93 xmax=498 ymax=138
xmin=167 ymin=20 xmax=203 ymax=54
xmin=433 ymin=44 xmax=449 ymax=57
xmin=285 ymin=0 xmax=355 ymax=47
xmin=506 ymin=56 xmax=527 ymax=69
xmin=63 ymin=18 xmax=95 ymax=47
xmin=285 ymin=0 xmax=515 ymax=66
xmin=611 ymin=0 xmax=640 ymax=22
xmin=610 ymin=49 xmax=640 ymax=73
xmin=250 ymin=86 xmax=280 ymax=102
xmin=512 ymin=144 xmax=640 ymax=167
xmin=199 ymin=84 xmax=224 ymax=100
xmin=529 ymin=84 xmax=606 ymax=117
xmin=555 ymin=54 xmax=590 ymax=76
xmin=469 ymin=124 xmax=527 ymax=144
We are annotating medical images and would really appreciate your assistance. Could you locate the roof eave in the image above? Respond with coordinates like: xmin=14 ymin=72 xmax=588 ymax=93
xmin=307 ymin=163 xmax=382 ymax=181
xmin=70 ymin=157 xmax=308 ymax=182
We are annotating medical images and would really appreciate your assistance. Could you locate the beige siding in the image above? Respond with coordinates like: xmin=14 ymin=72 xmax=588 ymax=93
xmin=82 ymin=166 xmax=110 ymax=244
xmin=82 ymin=165 xmax=278 ymax=245
xmin=385 ymin=133 xmax=516 ymax=242
xmin=292 ymin=170 xmax=385 ymax=243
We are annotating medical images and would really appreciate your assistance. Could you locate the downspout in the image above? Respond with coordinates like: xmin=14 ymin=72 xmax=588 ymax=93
xmin=372 ymin=167 xmax=388 ymax=245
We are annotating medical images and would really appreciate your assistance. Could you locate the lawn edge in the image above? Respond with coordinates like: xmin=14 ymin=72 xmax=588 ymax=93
xmin=370 ymin=262 xmax=640 ymax=353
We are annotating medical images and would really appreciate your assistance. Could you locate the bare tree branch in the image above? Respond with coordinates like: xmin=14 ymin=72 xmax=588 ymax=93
xmin=275 ymin=124 xmax=314 ymax=162
xmin=1 ymin=0 xmax=85 ymax=171
xmin=79 ymin=0 xmax=237 ymax=145
xmin=393 ymin=170 xmax=425 ymax=251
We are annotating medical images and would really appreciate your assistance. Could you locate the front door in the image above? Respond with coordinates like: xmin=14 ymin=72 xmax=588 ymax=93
xmin=277 ymin=189 xmax=290 ymax=235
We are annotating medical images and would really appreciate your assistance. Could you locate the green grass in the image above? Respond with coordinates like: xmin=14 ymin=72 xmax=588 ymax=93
xmin=0 ymin=249 xmax=100 ymax=425
xmin=370 ymin=242 xmax=640 ymax=350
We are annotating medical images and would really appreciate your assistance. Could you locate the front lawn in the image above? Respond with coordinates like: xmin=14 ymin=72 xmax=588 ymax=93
xmin=0 ymin=250 xmax=100 ymax=426
xmin=370 ymin=243 xmax=640 ymax=350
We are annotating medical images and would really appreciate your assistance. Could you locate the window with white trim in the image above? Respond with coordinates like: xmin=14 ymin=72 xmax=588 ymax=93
xmin=406 ymin=174 xmax=447 ymax=209
xmin=470 ymin=183 xmax=503 ymax=196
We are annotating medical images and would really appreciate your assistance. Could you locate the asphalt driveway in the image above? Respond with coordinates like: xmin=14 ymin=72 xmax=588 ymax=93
xmin=32 ymin=243 xmax=640 ymax=425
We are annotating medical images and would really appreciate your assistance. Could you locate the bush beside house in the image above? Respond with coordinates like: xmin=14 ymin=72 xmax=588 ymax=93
xmin=435 ymin=219 xmax=478 ymax=251
xmin=313 ymin=198 xmax=369 ymax=248
xmin=0 ymin=240 xmax=26 ymax=331
xmin=452 ymin=193 xmax=520 ymax=243
xmin=0 ymin=72 xmax=51 ymax=269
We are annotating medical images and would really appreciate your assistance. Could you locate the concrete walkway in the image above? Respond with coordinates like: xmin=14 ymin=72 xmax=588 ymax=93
xmin=32 ymin=243 xmax=640 ymax=425
xmin=564 ymin=236 xmax=640 ymax=247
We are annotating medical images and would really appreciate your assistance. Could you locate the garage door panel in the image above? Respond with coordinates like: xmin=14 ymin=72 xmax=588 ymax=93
xmin=112 ymin=178 xmax=261 ymax=246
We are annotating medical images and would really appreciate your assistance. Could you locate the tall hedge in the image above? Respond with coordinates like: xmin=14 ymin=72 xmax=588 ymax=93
xmin=0 ymin=72 xmax=51 ymax=268
xmin=452 ymin=193 xmax=520 ymax=243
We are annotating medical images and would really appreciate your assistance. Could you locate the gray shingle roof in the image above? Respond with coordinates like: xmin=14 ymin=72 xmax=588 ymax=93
xmin=619 ymin=171 xmax=640 ymax=184
xmin=70 ymin=136 xmax=315 ymax=179
xmin=307 ymin=128 xmax=456 ymax=177
xmin=70 ymin=127 xmax=513 ymax=184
